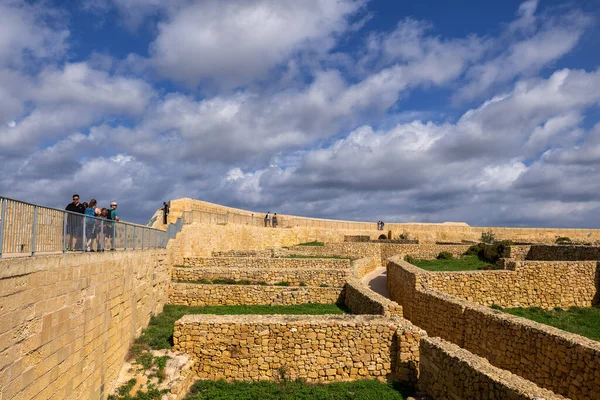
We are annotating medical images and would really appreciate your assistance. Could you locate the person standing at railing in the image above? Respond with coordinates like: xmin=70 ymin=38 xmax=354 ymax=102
xmin=264 ymin=212 xmax=271 ymax=227
xmin=84 ymin=199 xmax=99 ymax=252
xmin=105 ymin=202 xmax=119 ymax=251
xmin=65 ymin=194 xmax=85 ymax=250
xmin=272 ymin=213 xmax=278 ymax=228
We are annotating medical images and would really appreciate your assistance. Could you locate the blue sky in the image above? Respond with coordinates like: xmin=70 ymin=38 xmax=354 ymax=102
xmin=1 ymin=0 xmax=600 ymax=227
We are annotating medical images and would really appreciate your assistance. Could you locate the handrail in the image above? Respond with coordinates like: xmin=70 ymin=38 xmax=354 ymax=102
xmin=0 ymin=195 xmax=169 ymax=258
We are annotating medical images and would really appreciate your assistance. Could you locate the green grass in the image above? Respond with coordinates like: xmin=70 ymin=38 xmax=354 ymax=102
xmin=498 ymin=306 xmax=600 ymax=342
xmin=409 ymin=255 xmax=495 ymax=272
xmin=136 ymin=304 xmax=349 ymax=350
xmin=184 ymin=379 xmax=411 ymax=400
xmin=297 ymin=241 xmax=325 ymax=246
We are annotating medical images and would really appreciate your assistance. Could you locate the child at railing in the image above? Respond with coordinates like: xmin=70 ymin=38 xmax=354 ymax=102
xmin=84 ymin=200 xmax=99 ymax=251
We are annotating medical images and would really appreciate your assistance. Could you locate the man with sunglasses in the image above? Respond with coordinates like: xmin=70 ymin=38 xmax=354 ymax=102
xmin=65 ymin=194 xmax=85 ymax=250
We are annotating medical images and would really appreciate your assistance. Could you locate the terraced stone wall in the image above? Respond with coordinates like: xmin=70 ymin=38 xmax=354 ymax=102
xmin=173 ymin=315 xmax=424 ymax=384
xmin=181 ymin=256 xmax=350 ymax=270
xmin=420 ymin=338 xmax=564 ymax=400
xmin=168 ymin=283 xmax=344 ymax=306
xmin=387 ymin=257 xmax=600 ymax=400
xmin=172 ymin=266 xmax=349 ymax=287
xmin=0 ymin=250 xmax=170 ymax=400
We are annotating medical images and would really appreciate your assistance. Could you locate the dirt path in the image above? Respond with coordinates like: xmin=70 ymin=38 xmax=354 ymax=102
xmin=361 ymin=266 xmax=389 ymax=298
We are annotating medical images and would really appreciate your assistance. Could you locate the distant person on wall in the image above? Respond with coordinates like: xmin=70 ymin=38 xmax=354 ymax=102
xmin=376 ymin=221 xmax=381 ymax=230
xmin=65 ymin=194 xmax=85 ymax=250
xmin=96 ymin=208 xmax=109 ymax=252
xmin=264 ymin=212 xmax=271 ymax=227
xmin=84 ymin=199 xmax=99 ymax=251
xmin=162 ymin=201 xmax=169 ymax=225
xmin=105 ymin=202 xmax=119 ymax=251
xmin=272 ymin=213 xmax=278 ymax=228
xmin=380 ymin=221 xmax=385 ymax=232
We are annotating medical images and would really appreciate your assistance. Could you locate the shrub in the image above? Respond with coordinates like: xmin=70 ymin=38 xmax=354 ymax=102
xmin=404 ymin=254 xmax=416 ymax=264
xmin=399 ymin=231 xmax=411 ymax=240
xmin=464 ymin=243 xmax=485 ymax=257
xmin=556 ymin=236 xmax=572 ymax=245
xmin=436 ymin=251 xmax=453 ymax=260
xmin=275 ymin=281 xmax=290 ymax=286
xmin=481 ymin=230 xmax=495 ymax=244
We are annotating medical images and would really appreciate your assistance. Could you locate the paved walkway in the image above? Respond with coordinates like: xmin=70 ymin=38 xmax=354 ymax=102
xmin=361 ymin=266 xmax=389 ymax=298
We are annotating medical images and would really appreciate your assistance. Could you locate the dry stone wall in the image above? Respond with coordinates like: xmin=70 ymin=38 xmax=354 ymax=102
xmin=172 ymin=266 xmax=348 ymax=287
xmin=173 ymin=314 xmax=424 ymax=384
xmin=420 ymin=337 xmax=565 ymax=400
xmin=0 ymin=250 xmax=170 ymax=400
xmin=421 ymin=260 xmax=598 ymax=308
xmin=168 ymin=283 xmax=344 ymax=306
xmin=387 ymin=257 xmax=600 ymax=400
xmin=182 ymin=256 xmax=350 ymax=270
xmin=526 ymin=245 xmax=600 ymax=261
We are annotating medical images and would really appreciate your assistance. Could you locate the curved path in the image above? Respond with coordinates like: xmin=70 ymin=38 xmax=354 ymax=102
xmin=361 ymin=266 xmax=389 ymax=298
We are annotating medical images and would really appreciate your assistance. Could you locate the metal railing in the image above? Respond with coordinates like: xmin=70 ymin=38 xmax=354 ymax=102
xmin=0 ymin=196 xmax=169 ymax=258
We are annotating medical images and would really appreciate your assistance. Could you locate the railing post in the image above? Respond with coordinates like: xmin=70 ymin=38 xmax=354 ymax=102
xmin=0 ymin=198 xmax=6 ymax=259
xmin=31 ymin=205 xmax=38 ymax=256
xmin=82 ymin=212 xmax=86 ymax=252
xmin=124 ymin=225 xmax=127 ymax=250
xmin=142 ymin=228 xmax=145 ymax=249
xmin=133 ymin=226 xmax=137 ymax=250
xmin=113 ymin=221 xmax=116 ymax=250
xmin=63 ymin=212 xmax=67 ymax=253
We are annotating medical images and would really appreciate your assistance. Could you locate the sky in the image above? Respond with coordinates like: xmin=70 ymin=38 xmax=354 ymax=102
xmin=1 ymin=0 xmax=600 ymax=227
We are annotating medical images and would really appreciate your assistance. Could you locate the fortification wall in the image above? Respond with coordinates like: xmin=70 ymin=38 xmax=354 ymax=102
xmin=387 ymin=257 xmax=600 ymax=400
xmin=181 ymin=256 xmax=350 ymax=270
xmin=172 ymin=266 xmax=349 ymax=287
xmin=420 ymin=260 xmax=598 ymax=308
xmin=168 ymin=283 xmax=344 ymax=306
xmin=0 ymin=250 xmax=171 ymax=400
xmin=173 ymin=314 xmax=424 ymax=384
xmin=420 ymin=337 xmax=564 ymax=400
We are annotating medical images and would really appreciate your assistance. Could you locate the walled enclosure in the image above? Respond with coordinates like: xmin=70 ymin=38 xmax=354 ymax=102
xmin=387 ymin=257 xmax=600 ymax=400
xmin=173 ymin=314 xmax=424 ymax=384
xmin=0 ymin=250 xmax=171 ymax=400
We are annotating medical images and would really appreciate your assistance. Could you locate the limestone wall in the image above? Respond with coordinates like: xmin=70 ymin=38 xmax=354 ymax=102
xmin=420 ymin=260 xmax=598 ymax=308
xmin=168 ymin=283 xmax=344 ymax=306
xmin=0 ymin=250 xmax=171 ymax=400
xmin=172 ymin=266 xmax=349 ymax=287
xmin=420 ymin=337 xmax=564 ymax=400
xmin=181 ymin=256 xmax=350 ymax=270
xmin=173 ymin=314 xmax=424 ymax=384
xmin=343 ymin=258 xmax=402 ymax=317
xmin=526 ymin=245 xmax=600 ymax=261
xmin=387 ymin=257 xmax=600 ymax=400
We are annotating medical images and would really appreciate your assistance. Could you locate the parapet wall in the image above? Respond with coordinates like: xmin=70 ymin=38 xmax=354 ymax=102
xmin=419 ymin=337 xmax=564 ymax=400
xmin=181 ymin=256 xmax=350 ymax=270
xmin=0 ymin=250 xmax=171 ymax=400
xmin=173 ymin=314 xmax=424 ymax=384
xmin=172 ymin=266 xmax=349 ymax=287
xmin=421 ymin=260 xmax=598 ymax=308
xmin=387 ymin=257 xmax=600 ymax=400
xmin=168 ymin=283 xmax=344 ymax=306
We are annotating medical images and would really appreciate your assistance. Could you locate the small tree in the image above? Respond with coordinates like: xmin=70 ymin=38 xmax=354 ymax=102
xmin=481 ymin=230 xmax=495 ymax=244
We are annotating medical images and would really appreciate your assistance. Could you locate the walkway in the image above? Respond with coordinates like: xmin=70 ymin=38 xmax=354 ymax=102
xmin=361 ymin=266 xmax=389 ymax=298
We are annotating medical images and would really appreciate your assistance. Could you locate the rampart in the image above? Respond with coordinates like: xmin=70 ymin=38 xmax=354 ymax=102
xmin=387 ymin=257 xmax=600 ymax=400
xmin=0 ymin=250 xmax=171 ymax=400
xmin=173 ymin=314 xmax=424 ymax=384
xmin=168 ymin=283 xmax=344 ymax=306
xmin=419 ymin=337 xmax=564 ymax=400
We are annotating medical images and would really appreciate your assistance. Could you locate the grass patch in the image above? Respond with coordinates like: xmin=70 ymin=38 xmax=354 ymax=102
xmin=410 ymin=255 xmax=495 ymax=271
xmin=297 ymin=241 xmax=325 ymax=246
xmin=498 ymin=306 xmax=600 ymax=342
xmin=184 ymin=379 xmax=411 ymax=400
xmin=136 ymin=304 xmax=349 ymax=350
xmin=284 ymin=255 xmax=350 ymax=260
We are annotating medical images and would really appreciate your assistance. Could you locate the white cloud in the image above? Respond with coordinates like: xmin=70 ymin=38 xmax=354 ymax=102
xmin=149 ymin=0 xmax=366 ymax=88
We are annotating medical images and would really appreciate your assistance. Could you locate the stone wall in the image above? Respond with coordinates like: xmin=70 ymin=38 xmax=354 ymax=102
xmin=173 ymin=314 xmax=424 ymax=384
xmin=172 ymin=266 xmax=349 ymax=287
xmin=420 ymin=260 xmax=599 ymax=308
xmin=387 ymin=257 xmax=600 ymax=400
xmin=0 ymin=250 xmax=171 ymax=400
xmin=182 ymin=256 xmax=350 ymax=270
xmin=420 ymin=337 xmax=564 ymax=400
xmin=168 ymin=283 xmax=344 ymax=306
xmin=526 ymin=245 xmax=600 ymax=261
xmin=343 ymin=258 xmax=402 ymax=317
